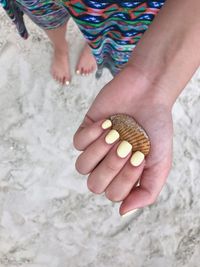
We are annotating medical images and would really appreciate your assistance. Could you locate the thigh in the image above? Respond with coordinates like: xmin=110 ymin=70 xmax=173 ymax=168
xmin=16 ymin=0 xmax=69 ymax=29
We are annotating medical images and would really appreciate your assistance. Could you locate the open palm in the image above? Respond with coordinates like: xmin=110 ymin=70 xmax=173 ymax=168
xmin=73 ymin=66 xmax=173 ymax=215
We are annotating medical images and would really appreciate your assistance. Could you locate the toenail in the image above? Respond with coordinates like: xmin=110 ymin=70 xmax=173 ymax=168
xmin=102 ymin=119 xmax=112 ymax=129
xmin=105 ymin=129 xmax=120 ymax=144
xmin=76 ymin=70 xmax=80 ymax=75
xmin=117 ymin=140 xmax=132 ymax=158
xmin=65 ymin=81 xmax=70 ymax=86
xmin=130 ymin=151 xmax=145 ymax=167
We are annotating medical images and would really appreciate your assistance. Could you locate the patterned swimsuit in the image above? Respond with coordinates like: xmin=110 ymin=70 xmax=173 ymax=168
xmin=1 ymin=0 xmax=166 ymax=76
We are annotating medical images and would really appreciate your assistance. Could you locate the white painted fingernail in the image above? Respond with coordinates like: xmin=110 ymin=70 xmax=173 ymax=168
xmin=121 ymin=209 xmax=138 ymax=218
xmin=130 ymin=151 xmax=145 ymax=167
xmin=76 ymin=70 xmax=80 ymax=75
xmin=102 ymin=119 xmax=112 ymax=129
xmin=105 ymin=129 xmax=120 ymax=144
xmin=117 ymin=140 xmax=132 ymax=158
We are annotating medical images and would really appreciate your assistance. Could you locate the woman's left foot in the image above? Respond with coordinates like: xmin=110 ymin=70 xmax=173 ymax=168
xmin=76 ymin=43 xmax=97 ymax=76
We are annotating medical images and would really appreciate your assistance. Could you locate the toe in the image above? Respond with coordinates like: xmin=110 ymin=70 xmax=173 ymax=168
xmin=76 ymin=69 xmax=80 ymax=75
xmin=88 ymin=68 xmax=93 ymax=74
xmin=65 ymin=79 xmax=70 ymax=86
xmin=54 ymin=75 xmax=59 ymax=82
xmin=59 ymin=77 xmax=63 ymax=84
xmin=81 ymin=68 xmax=85 ymax=76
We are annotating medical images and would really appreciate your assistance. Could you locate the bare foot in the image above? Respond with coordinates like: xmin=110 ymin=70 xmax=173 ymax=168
xmin=51 ymin=43 xmax=71 ymax=85
xmin=76 ymin=43 xmax=97 ymax=76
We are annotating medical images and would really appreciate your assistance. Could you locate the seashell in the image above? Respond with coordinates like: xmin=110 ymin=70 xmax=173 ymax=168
xmin=109 ymin=114 xmax=150 ymax=156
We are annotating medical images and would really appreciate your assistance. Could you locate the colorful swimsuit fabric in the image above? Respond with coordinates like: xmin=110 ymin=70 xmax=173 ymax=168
xmin=0 ymin=0 xmax=69 ymax=39
xmin=61 ymin=0 xmax=166 ymax=76
xmin=1 ymin=0 xmax=166 ymax=76
xmin=0 ymin=0 xmax=28 ymax=39
xmin=15 ymin=0 xmax=69 ymax=30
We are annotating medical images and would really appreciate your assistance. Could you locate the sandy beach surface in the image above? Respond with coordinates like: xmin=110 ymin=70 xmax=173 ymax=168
xmin=0 ymin=9 xmax=200 ymax=267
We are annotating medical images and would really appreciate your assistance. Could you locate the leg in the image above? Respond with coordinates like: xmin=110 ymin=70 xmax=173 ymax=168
xmin=45 ymin=22 xmax=70 ymax=85
xmin=15 ymin=0 xmax=71 ymax=85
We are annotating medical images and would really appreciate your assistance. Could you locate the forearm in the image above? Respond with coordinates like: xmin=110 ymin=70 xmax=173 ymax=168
xmin=127 ymin=0 xmax=200 ymax=108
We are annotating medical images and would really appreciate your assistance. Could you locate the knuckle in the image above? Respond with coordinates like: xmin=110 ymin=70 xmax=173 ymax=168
xmin=73 ymin=134 xmax=82 ymax=151
xmin=87 ymin=178 xmax=103 ymax=194
xmin=75 ymin=159 xmax=89 ymax=175
xmin=105 ymin=189 xmax=121 ymax=202
xmin=122 ymin=171 xmax=133 ymax=183
xmin=105 ymin=160 xmax=119 ymax=173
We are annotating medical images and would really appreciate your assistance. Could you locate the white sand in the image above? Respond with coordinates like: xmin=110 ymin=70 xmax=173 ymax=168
xmin=0 ymin=10 xmax=200 ymax=267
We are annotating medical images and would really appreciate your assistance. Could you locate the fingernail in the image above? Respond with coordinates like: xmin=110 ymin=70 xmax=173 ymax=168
xmin=76 ymin=70 xmax=80 ymax=75
xmin=130 ymin=151 xmax=145 ymax=167
xmin=121 ymin=209 xmax=138 ymax=218
xmin=65 ymin=81 xmax=70 ymax=86
xmin=117 ymin=141 xmax=132 ymax=158
xmin=105 ymin=129 xmax=120 ymax=144
xmin=102 ymin=119 xmax=112 ymax=130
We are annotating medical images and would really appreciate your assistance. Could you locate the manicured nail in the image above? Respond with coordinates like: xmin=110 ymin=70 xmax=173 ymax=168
xmin=121 ymin=209 xmax=138 ymax=218
xmin=130 ymin=151 xmax=145 ymax=167
xmin=117 ymin=140 xmax=132 ymax=158
xmin=102 ymin=119 xmax=112 ymax=130
xmin=105 ymin=129 xmax=120 ymax=144
xmin=65 ymin=81 xmax=70 ymax=86
xmin=76 ymin=70 xmax=80 ymax=75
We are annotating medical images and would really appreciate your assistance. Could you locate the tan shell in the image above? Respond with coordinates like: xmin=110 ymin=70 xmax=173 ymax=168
xmin=109 ymin=114 xmax=150 ymax=156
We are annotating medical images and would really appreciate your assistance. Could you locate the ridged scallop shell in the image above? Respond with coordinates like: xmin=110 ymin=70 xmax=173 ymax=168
xmin=109 ymin=114 xmax=150 ymax=156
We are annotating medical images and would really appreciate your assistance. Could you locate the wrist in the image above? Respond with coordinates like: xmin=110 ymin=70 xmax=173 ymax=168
xmin=122 ymin=64 xmax=174 ymax=111
xmin=125 ymin=0 xmax=200 ymax=110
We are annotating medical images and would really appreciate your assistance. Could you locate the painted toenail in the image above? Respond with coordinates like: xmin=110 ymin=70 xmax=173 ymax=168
xmin=65 ymin=81 xmax=70 ymax=86
xmin=105 ymin=129 xmax=120 ymax=144
xmin=117 ymin=141 xmax=132 ymax=158
xmin=76 ymin=70 xmax=80 ymax=75
xmin=102 ymin=119 xmax=112 ymax=129
xmin=130 ymin=151 xmax=145 ymax=167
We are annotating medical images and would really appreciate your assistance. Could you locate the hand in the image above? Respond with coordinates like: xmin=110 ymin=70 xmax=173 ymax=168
xmin=73 ymin=66 xmax=173 ymax=216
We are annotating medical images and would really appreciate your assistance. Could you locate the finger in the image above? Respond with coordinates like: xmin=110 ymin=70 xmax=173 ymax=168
xmin=87 ymin=141 xmax=133 ymax=194
xmin=75 ymin=129 xmax=120 ymax=175
xmin=73 ymin=118 xmax=112 ymax=151
xmin=105 ymin=158 xmax=145 ymax=202
xmin=119 ymin=159 xmax=171 ymax=216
